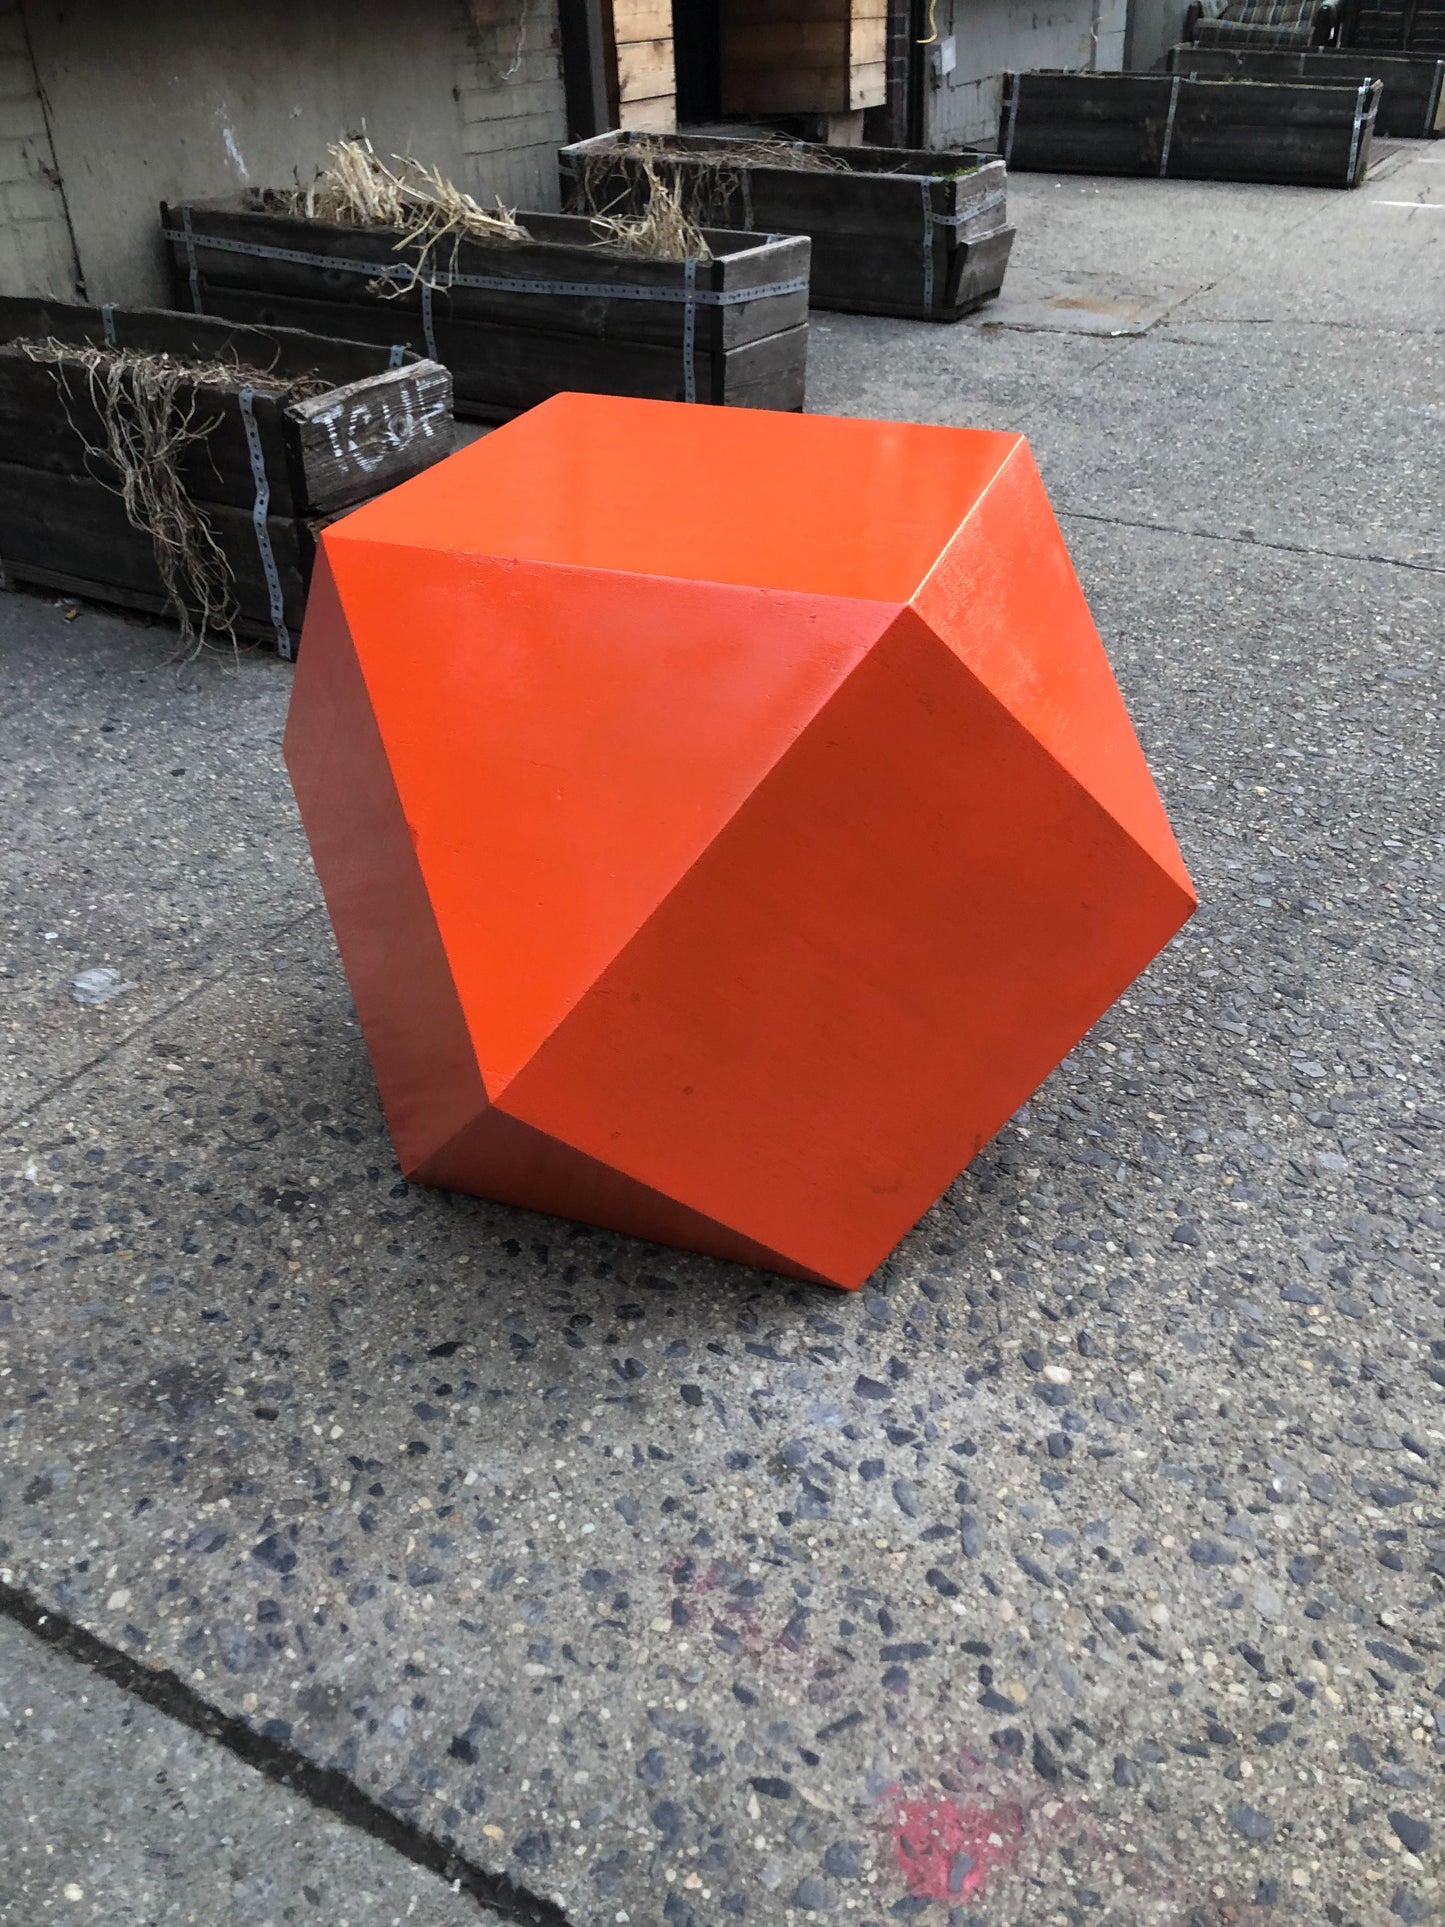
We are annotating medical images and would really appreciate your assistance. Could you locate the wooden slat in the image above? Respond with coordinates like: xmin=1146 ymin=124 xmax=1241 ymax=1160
xmin=1167 ymin=44 xmax=1444 ymax=136
xmin=617 ymin=35 xmax=675 ymax=102
xmin=612 ymin=0 xmax=673 ymax=38
xmin=852 ymin=14 xmax=888 ymax=62
xmin=288 ymin=362 xmax=454 ymax=516
xmin=850 ymin=60 xmax=888 ymax=109
xmin=1001 ymin=72 xmax=1379 ymax=185
xmin=154 ymin=199 xmax=810 ymax=420
xmin=724 ymin=0 xmax=851 ymax=114
xmin=565 ymin=140 xmax=1006 ymax=241
xmin=728 ymin=0 xmax=881 ymax=16
xmin=723 ymin=20 xmax=851 ymax=56
xmin=191 ymin=292 xmax=807 ymax=420
xmin=0 ymin=350 xmax=295 ymax=513
xmin=166 ymin=203 xmax=807 ymax=353
xmin=0 ymin=461 xmax=309 ymax=633
xmin=560 ymin=135 xmax=1011 ymax=319
xmin=618 ymin=97 xmax=679 ymax=132
xmin=0 ymin=293 xmax=400 ymax=386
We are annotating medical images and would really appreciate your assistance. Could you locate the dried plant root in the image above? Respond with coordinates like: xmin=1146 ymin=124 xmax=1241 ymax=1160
xmin=20 ymin=339 xmax=324 ymax=658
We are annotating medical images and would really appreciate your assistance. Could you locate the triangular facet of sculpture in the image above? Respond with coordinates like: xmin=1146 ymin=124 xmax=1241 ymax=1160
xmin=287 ymin=395 xmax=1196 ymax=1289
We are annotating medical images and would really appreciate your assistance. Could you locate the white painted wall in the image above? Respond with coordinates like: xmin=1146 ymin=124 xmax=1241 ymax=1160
xmin=1124 ymin=0 xmax=1195 ymax=69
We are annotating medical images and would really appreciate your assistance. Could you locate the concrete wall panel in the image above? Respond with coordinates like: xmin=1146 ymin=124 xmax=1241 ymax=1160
xmin=921 ymin=0 xmax=1126 ymax=149
xmin=21 ymin=0 xmax=566 ymax=306
xmin=0 ymin=0 xmax=79 ymax=298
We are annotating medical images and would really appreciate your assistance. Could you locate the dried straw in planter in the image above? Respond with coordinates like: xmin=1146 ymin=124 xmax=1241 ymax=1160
xmin=586 ymin=154 xmax=712 ymax=263
xmin=572 ymin=138 xmax=776 ymax=240
xmin=574 ymin=134 xmax=972 ymax=238
xmin=21 ymin=338 xmax=323 ymax=658
xmin=286 ymin=135 xmax=530 ymax=291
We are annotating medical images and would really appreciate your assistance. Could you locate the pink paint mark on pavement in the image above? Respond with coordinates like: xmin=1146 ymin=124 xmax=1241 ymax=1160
xmin=890 ymin=1794 xmax=1024 ymax=1901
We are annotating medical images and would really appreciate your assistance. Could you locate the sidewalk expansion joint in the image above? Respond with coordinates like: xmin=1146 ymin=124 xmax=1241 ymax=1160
xmin=0 ymin=1575 xmax=572 ymax=1927
xmin=1056 ymin=508 xmax=1445 ymax=576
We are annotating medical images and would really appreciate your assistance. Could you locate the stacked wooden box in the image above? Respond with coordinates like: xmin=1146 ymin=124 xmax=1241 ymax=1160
xmin=1001 ymin=70 xmax=1381 ymax=187
xmin=160 ymin=198 xmax=810 ymax=420
xmin=560 ymin=131 xmax=1013 ymax=321
xmin=0 ymin=296 xmax=452 ymax=654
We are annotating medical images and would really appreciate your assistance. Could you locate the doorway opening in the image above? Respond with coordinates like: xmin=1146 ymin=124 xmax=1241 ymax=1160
xmin=672 ymin=0 xmax=724 ymax=124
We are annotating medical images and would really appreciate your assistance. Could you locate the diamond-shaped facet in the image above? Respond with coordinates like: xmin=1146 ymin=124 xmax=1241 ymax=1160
xmin=286 ymin=394 xmax=1195 ymax=1288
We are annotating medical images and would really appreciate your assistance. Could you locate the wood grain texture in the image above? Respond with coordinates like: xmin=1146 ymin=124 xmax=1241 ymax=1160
xmin=1167 ymin=43 xmax=1444 ymax=136
xmin=0 ymin=295 xmax=451 ymax=652
xmin=161 ymin=204 xmax=811 ymax=420
xmin=0 ymin=461 xmax=309 ymax=631
xmin=1002 ymin=72 xmax=1381 ymax=185
xmin=561 ymin=135 xmax=1010 ymax=319
xmin=289 ymin=362 xmax=454 ymax=516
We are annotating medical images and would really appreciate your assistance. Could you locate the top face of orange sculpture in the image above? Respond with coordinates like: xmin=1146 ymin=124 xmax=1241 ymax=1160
xmin=288 ymin=394 xmax=1195 ymax=1290
xmin=330 ymin=393 xmax=1020 ymax=602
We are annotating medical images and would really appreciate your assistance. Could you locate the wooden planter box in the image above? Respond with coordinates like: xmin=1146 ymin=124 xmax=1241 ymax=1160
xmin=160 ymin=198 xmax=810 ymax=420
xmin=0 ymin=297 xmax=452 ymax=656
xmin=1000 ymin=70 xmax=1381 ymax=186
xmin=1168 ymin=43 xmax=1444 ymax=136
xmin=559 ymin=131 xmax=1014 ymax=322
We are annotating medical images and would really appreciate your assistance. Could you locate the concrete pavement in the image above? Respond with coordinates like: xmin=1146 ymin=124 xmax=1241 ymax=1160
xmin=2 ymin=147 xmax=1442 ymax=1925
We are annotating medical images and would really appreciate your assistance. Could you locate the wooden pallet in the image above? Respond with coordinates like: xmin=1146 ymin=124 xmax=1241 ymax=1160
xmin=160 ymin=201 xmax=810 ymax=420
xmin=1168 ymin=43 xmax=1444 ymax=136
xmin=559 ymin=130 xmax=1013 ymax=321
xmin=1000 ymin=70 xmax=1381 ymax=187
xmin=0 ymin=296 xmax=452 ymax=655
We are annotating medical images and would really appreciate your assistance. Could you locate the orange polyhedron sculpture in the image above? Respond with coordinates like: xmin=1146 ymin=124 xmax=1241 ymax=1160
xmin=285 ymin=394 xmax=1195 ymax=1289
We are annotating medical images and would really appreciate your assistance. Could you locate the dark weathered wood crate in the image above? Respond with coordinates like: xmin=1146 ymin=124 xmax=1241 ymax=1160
xmin=0 ymin=296 xmax=452 ymax=655
xmin=1000 ymin=70 xmax=1381 ymax=186
xmin=1168 ymin=43 xmax=1444 ymax=136
xmin=160 ymin=198 xmax=810 ymax=420
xmin=559 ymin=131 xmax=1013 ymax=322
xmin=1346 ymin=0 xmax=1445 ymax=57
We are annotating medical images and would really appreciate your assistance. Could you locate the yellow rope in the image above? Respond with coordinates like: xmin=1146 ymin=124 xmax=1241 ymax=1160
xmin=918 ymin=0 xmax=940 ymax=44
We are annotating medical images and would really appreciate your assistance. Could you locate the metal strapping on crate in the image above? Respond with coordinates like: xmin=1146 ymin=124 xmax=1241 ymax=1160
xmin=100 ymin=303 xmax=117 ymax=346
xmin=158 ymin=227 xmax=805 ymax=309
xmin=180 ymin=205 xmax=203 ymax=314
xmin=1345 ymin=79 xmax=1370 ymax=185
xmin=237 ymin=386 xmax=292 ymax=660
xmin=160 ymin=227 xmax=807 ymax=401
xmin=387 ymin=342 xmax=406 ymax=368
xmin=920 ymin=178 xmax=936 ymax=311
xmin=919 ymin=182 xmax=1007 ymax=311
xmin=419 ymin=278 xmax=438 ymax=362
xmin=1004 ymin=74 xmax=1021 ymax=165
xmin=1159 ymin=75 xmax=1183 ymax=177
xmin=682 ymin=256 xmax=697 ymax=404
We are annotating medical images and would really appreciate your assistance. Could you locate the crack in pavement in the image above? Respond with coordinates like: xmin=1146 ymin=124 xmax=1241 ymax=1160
xmin=0 ymin=1577 xmax=572 ymax=1927
xmin=1055 ymin=506 xmax=1445 ymax=574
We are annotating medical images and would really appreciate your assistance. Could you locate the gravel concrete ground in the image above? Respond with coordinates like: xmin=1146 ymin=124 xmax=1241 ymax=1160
xmin=1 ymin=151 xmax=1442 ymax=1927
xmin=0 ymin=1616 xmax=493 ymax=1924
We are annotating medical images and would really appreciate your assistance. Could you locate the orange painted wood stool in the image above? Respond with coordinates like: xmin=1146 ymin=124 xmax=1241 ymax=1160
xmin=285 ymin=394 xmax=1195 ymax=1289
